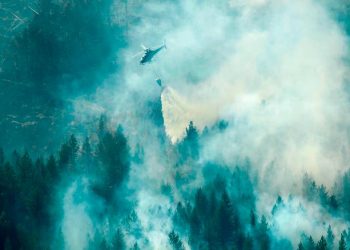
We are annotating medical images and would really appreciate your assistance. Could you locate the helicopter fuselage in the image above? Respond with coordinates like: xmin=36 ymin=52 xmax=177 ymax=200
xmin=140 ymin=45 xmax=165 ymax=64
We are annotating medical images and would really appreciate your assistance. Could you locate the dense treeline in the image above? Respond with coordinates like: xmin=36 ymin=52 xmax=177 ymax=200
xmin=0 ymin=116 xmax=131 ymax=249
xmin=2 ymin=1 xmax=350 ymax=249
xmin=1 ymin=117 xmax=350 ymax=249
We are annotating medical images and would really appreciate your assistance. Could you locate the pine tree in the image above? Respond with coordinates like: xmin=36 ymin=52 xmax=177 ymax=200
xmin=189 ymin=209 xmax=201 ymax=247
xmin=18 ymin=151 xmax=33 ymax=181
xmin=59 ymin=143 xmax=71 ymax=167
xmin=174 ymin=202 xmax=190 ymax=226
xmin=303 ymin=174 xmax=318 ymax=201
xmin=178 ymin=121 xmax=200 ymax=161
xmin=133 ymin=143 xmax=144 ymax=164
xmin=169 ymin=230 xmax=184 ymax=250
xmin=59 ymin=134 xmax=79 ymax=168
xmin=328 ymin=195 xmax=339 ymax=210
xmin=97 ymin=125 xmax=130 ymax=190
xmin=112 ymin=229 xmax=126 ymax=250
xmin=186 ymin=121 xmax=199 ymax=142
xmin=11 ymin=150 xmax=20 ymax=167
xmin=338 ymin=232 xmax=346 ymax=250
xmin=271 ymin=195 xmax=284 ymax=215
xmin=98 ymin=114 xmax=107 ymax=139
xmin=209 ymin=191 xmax=217 ymax=215
xmin=306 ymin=236 xmax=316 ymax=250
xmin=194 ymin=188 xmax=208 ymax=218
xmin=297 ymin=241 xmax=305 ymax=250
xmin=218 ymin=191 xmax=236 ymax=246
xmin=35 ymin=157 xmax=46 ymax=177
xmin=257 ymin=216 xmax=270 ymax=250
xmin=3 ymin=162 xmax=15 ymax=191
xmin=341 ymin=171 xmax=350 ymax=212
xmin=46 ymin=155 xmax=58 ymax=180
xmin=326 ymin=225 xmax=334 ymax=250
xmin=81 ymin=136 xmax=92 ymax=171
xmin=68 ymin=134 xmax=79 ymax=161
xmin=318 ymin=185 xmax=329 ymax=207
xmin=131 ymin=243 xmax=140 ymax=250
xmin=250 ymin=209 xmax=256 ymax=228
xmin=82 ymin=137 xmax=92 ymax=158
xmin=316 ymin=236 xmax=327 ymax=250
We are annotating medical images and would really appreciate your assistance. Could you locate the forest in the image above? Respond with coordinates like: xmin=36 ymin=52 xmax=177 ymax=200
xmin=2 ymin=0 xmax=350 ymax=249
xmin=1 ymin=118 xmax=350 ymax=249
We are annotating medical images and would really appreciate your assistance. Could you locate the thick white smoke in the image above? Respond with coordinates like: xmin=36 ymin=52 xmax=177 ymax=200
xmin=160 ymin=0 xmax=350 ymax=189
xmin=157 ymin=0 xmax=350 ymax=243
xmin=270 ymin=197 xmax=348 ymax=244
xmin=68 ymin=0 xmax=350 ymax=248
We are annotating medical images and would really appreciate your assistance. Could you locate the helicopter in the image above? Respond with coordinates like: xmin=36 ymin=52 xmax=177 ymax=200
xmin=138 ymin=41 xmax=166 ymax=65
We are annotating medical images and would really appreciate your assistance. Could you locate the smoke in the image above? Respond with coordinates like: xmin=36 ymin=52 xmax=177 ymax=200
xmin=64 ymin=0 xmax=350 ymax=248
xmin=134 ymin=190 xmax=174 ymax=249
xmin=158 ymin=0 xmax=350 ymax=189
xmin=161 ymin=86 xmax=221 ymax=143
xmin=61 ymin=179 xmax=95 ymax=250
xmin=271 ymin=197 xmax=349 ymax=242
